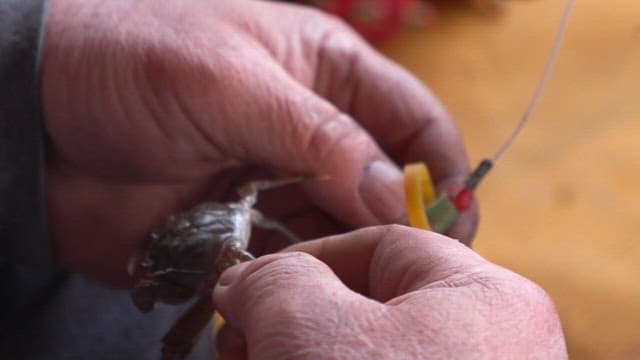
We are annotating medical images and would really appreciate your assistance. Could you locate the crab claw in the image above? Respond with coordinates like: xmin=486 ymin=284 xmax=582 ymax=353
xmin=127 ymin=255 xmax=138 ymax=277
xmin=131 ymin=281 xmax=158 ymax=313
xmin=127 ymin=247 xmax=154 ymax=279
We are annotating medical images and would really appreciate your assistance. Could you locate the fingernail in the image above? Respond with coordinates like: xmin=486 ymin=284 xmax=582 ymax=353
xmin=358 ymin=160 xmax=406 ymax=223
xmin=218 ymin=262 xmax=250 ymax=287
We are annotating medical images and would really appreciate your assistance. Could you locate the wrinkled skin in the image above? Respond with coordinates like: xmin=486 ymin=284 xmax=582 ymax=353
xmin=40 ymin=1 xmax=566 ymax=358
xmin=214 ymin=225 xmax=568 ymax=359
xmin=43 ymin=0 xmax=476 ymax=287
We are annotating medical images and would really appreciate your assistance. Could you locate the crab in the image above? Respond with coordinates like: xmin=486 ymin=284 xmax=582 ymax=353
xmin=128 ymin=178 xmax=303 ymax=360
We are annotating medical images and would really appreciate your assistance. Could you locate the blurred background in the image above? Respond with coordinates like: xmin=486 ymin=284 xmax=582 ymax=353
xmin=379 ymin=0 xmax=639 ymax=358
xmin=309 ymin=0 xmax=640 ymax=358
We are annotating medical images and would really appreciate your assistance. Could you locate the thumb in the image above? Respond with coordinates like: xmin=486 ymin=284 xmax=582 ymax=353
xmin=213 ymin=252 xmax=361 ymax=343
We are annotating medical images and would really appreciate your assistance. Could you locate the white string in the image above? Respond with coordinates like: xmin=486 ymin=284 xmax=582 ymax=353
xmin=492 ymin=0 xmax=575 ymax=162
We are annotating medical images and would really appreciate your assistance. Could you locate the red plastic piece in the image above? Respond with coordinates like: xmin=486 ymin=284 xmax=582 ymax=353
xmin=452 ymin=187 xmax=473 ymax=211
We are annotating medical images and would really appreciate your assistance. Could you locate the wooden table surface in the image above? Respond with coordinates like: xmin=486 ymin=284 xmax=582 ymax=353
xmin=380 ymin=0 xmax=640 ymax=358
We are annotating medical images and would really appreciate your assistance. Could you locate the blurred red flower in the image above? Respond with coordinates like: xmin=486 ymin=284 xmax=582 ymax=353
xmin=297 ymin=0 xmax=503 ymax=42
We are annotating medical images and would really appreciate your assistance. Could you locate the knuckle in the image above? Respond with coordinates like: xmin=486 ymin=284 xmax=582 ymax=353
xmin=297 ymin=7 xmax=366 ymax=87
xmin=374 ymin=224 xmax=419 ymax=252
xmin=243 ymin=253 xmax=308 ymax=282
xmin=295 ymin=4 xmax=355 ymax=36
xmin=318 ymin=25 xmax=362 ymax=61
xmin=313 ymin=23 xmax=363 ymax=84
xmin=513 ymin=277 xmax=559 ymax=314
xmin=238 ymin=252 xmax=331 ymax=320
xmin=476 ymin=268 xmax=561 ymax=320
xmin=300 ymin=109 xmax=374 ymax=165
xmin=230 ymin=253 xmax=311 ymax=312
xmin=239 ymin=252 xmax=323 ymax=293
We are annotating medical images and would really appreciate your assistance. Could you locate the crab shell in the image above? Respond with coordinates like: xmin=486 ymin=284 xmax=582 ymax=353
xmin=129 ymin=202 xmax=252 ymax=312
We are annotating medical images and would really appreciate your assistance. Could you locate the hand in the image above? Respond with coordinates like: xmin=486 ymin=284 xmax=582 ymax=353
xmin=213 ymin=225 xmax=566 ymax=359
xmin=42 ymin=0 xmax=474 ymax=285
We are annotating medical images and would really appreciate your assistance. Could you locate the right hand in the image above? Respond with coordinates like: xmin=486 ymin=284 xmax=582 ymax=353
xmin=214 ymin=225 xmax=567 ymax=359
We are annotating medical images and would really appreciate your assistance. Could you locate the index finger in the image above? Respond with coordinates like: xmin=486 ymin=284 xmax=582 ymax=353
xmin=308 ymin=25 xmax=477 ymax=241
xmin=285 ymin=225 xmax=488 ymax=302
xmin=312 ymin=26 xmax=469 ymax=182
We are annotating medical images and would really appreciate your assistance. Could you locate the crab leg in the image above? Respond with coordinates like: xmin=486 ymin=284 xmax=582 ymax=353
xmin=237 ymin=177 xmax=305 ymax=207
xmin=250 ymin=209 xmax=301 ymax=243
xmin=161 ymin=296 xmax=215 ymax=360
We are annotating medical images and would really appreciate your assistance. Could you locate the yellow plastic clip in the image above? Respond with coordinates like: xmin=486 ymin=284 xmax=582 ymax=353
xmin=403 ymin=162 xmax=436 ymax=230
xmin=214 ymin=311 xmax=225 ymax=334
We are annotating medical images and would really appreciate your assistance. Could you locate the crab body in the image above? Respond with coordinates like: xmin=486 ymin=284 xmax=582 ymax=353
xmin=129 ymin=202 xmax=254 ymax=312
xmin=128 ymin=178 xmax=303 ymax=359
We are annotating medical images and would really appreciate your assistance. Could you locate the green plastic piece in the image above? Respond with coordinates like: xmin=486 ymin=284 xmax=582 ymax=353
xmin=426 ymin=195 xmax=460 ymax=234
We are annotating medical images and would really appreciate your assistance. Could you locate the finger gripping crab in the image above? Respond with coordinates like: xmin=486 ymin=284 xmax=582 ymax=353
xmin=128 ymin=178 xmax=302 ymax=360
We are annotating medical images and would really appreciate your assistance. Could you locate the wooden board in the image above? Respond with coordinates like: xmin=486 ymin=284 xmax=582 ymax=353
xmin=380 ymin=0 xmax=640 ymax=358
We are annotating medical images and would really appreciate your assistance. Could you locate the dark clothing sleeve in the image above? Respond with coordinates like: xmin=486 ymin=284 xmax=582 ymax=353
xmin=0 ymin=1 xmax=214 ymax=358
xmin=0 ymin=0 xmax=52 ymax=337
xmin=0 ymin=1 xmax=49 ymax=266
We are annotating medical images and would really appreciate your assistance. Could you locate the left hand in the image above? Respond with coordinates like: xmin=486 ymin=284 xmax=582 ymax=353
xmin=42 ymin=0 xmax=475 ymax=286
